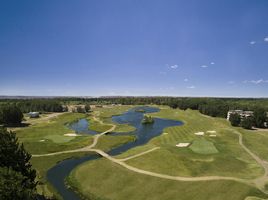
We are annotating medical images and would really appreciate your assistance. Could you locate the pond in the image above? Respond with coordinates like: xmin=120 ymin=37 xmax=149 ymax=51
xmin=47 ymin=106 xmax=183 ymax=200
xmin=68 ymin=118 xmax=99 ymax=135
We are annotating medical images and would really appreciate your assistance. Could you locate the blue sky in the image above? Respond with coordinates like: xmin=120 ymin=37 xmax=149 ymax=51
xmin=1 ymin=0 xmax=268 ymax=97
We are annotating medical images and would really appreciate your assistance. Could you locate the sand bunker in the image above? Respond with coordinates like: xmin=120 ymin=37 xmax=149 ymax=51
xmin=176 ymin=143 xmax=190 ymax=147
xmin=209 ymin=134 xmax=217 ymax=137
xmin=64 ymin=133 xmax=81 ymax=137
xmin=39 ymin=139 xmax=45 ymax=142
xmin=163 ymin=132 xmax=169 ymax=135
xmin=207 ymin=130 xmax=216 ymax=134
xmin=194 ymin=132 xmax=205 ymax=136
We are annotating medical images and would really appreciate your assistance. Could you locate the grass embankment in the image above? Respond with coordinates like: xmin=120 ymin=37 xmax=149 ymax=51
xmin=88 ymin=105 xmax=136 ymax=133
xmin=68 ymin=159 xmax=267 ymax=200
xmin=32 ymin=152 xmax=95 ymax=199
xmin=88 ymin=118 xmax=113 ymax=133
xmin=95 ymin=135 xmax=135 ymax=152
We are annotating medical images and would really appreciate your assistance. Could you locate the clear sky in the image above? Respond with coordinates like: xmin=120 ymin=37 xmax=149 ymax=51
xmin=1 ymin=0 xmax=268 ymax=97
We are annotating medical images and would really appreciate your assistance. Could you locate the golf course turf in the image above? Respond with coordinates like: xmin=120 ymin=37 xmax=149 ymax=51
xmin=67 ymin=106 xmax=268 ymax=200
xmin=15 ymin=105 xmax=268 ymax=199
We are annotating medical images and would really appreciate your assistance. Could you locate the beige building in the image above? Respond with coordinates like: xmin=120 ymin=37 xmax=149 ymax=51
xmin=227 ymin=110 xmax=253 ymax=120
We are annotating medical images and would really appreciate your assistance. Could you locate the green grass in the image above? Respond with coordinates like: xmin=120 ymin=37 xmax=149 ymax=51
xmin=68 ymin=158 xmax=268 ymax=200
xmin=88 ymin=119 xmax=113 ymax=132
xmin=245 ymin=197 xmax=268 ymax=200
xmin=239 ymin=128 xmax=268 ymax=161
xmin=190 ymin=138 xmax=219 ymax=154
xmin=43 ymin=135 xmax=75 ymax=143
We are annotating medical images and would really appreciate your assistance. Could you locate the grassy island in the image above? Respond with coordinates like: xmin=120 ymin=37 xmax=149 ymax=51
xmin=142 ymin=114 xmax=154 ymax=124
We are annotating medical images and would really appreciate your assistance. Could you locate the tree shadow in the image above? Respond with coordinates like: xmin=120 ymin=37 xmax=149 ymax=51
xmin=5 ymin=123 xmax=30 ymax=128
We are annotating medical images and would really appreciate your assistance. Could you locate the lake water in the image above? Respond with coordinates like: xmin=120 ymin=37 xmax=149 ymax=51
xmin=47 ymin=106 xmax=183 ymax=200
xmin=68 ymin=118 xmax=99 ymax=135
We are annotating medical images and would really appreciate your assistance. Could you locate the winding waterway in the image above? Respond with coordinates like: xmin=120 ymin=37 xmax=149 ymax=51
xmin=47 ymin=106 xmax=183 ymax=200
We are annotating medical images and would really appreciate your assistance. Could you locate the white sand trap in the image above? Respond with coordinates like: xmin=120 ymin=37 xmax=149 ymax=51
xmin=194 ymin=132 xmax=205 ymax=136
xmin=163 ymin=132 xmax=169 ymax=135
xmin=39 ymin=139 xmax=45 ymax=142
xmin=209 ymin=134 xmax=217 ymax=137
xmin=176 ymin=143 xmax=190 ymax=147
xmin=64 ymin=133 xmax=81 ymax=137
xmin=207 ymin=130 xmax=216 ymax=134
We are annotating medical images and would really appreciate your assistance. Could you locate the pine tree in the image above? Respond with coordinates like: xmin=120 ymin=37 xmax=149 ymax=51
xmin=0 ymin=127 xmax=37 ymax=196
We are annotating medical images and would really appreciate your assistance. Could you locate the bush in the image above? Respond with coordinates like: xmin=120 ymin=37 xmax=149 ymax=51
xmin=253 ymin=108 xmax=267 ymax=128
xmin=229 ymin=113 xmax=241 ymax=126
xmin=0 ymin=127 xmax=37 ymax=196
xmin=241 ymin=118 xmax=253 ymax=129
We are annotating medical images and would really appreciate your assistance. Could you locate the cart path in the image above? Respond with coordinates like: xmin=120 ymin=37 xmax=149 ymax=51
xmin=88 ymin=148 xmax=250 ymax=184
xmin=117 ymin=147 xmax=160 ymax=161
xmin=229 ymin=129 xmax=268 ymax=189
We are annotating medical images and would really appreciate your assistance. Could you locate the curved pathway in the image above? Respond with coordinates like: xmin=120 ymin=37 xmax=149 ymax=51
xmin=88 ymin=148 xmax=250 ymax=184
xmin=117 ymin=147 xmax=160 ymax=162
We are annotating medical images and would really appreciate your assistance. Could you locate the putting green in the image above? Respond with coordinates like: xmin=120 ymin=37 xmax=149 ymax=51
xmin=190 ymin=138 xmax=219 ymax=154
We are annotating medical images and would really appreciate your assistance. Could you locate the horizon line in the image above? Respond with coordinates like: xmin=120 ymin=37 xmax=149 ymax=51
xmin=1 ymin=95 xmax=268 ymax=99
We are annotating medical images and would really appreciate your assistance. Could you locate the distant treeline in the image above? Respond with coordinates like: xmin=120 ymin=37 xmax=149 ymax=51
xmin=0 ymin=100 xmax=64 ymax=113
xmin=58 ymin=97 xmax=268 ymax=118
xmin=1 ymin=97 xmax=268 ymax=118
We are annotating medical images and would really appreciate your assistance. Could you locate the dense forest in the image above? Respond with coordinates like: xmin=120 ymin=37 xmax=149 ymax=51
xmin=0 ymin=100 xmax=63 ymax=113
